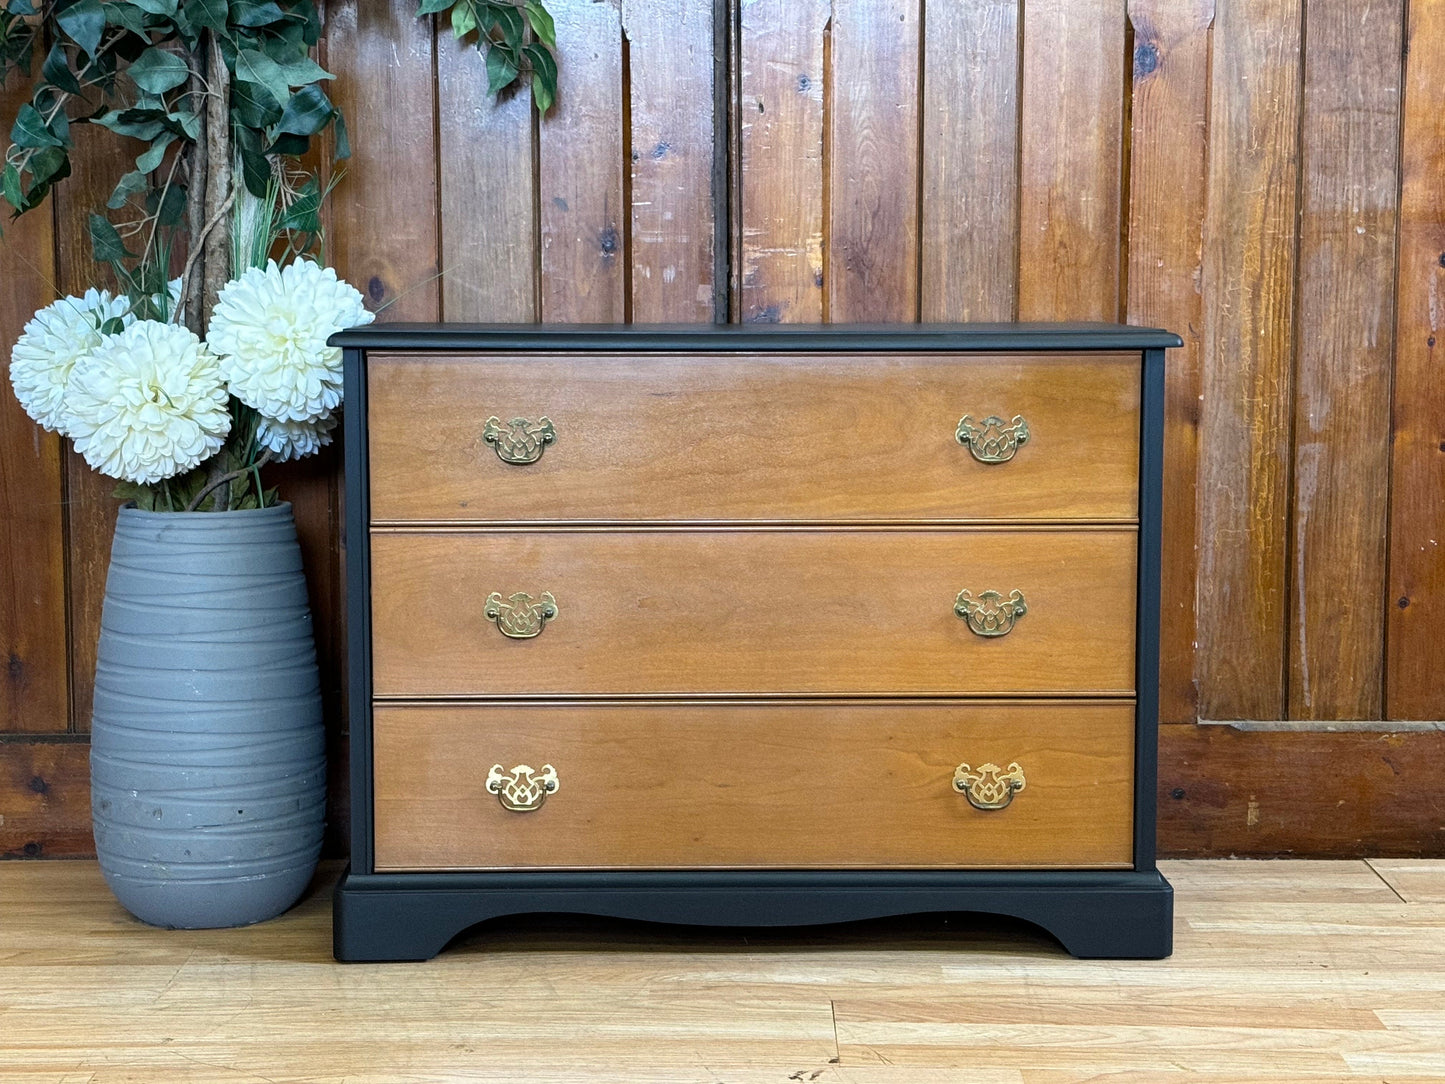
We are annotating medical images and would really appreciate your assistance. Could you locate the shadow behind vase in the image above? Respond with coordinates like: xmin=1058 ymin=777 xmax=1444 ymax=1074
xmin=90 ymin=503 xmax=326 ymax=929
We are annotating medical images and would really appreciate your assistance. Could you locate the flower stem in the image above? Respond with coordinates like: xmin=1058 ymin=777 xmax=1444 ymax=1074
xmin=184 ymin=448 xmax=273 ymax=512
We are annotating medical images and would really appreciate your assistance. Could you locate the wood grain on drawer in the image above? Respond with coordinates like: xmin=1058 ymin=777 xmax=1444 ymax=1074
xmin=366 ymin=352 xmax=1140 ymax=522
xmin=371 ymin=700 xmax=1136 ymax=871
xmin=369 ymin=527 xmax=1137 ymax=697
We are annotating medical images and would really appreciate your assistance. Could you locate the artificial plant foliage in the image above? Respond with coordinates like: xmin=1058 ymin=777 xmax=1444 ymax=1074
xmin=0 ymin=0 xmax=557 ymax=308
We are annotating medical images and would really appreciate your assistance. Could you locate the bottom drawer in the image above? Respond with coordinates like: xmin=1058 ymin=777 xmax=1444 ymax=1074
xmin=372 ymin=701 xmax=1135 ymax=871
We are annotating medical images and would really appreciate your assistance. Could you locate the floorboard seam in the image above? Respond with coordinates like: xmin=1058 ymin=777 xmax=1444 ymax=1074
xmin=1364 ymin=858 xmax=1410 ymax=903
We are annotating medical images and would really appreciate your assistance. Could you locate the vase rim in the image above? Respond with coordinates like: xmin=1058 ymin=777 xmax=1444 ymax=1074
xmin=117 ymin=501 xmax=293 ymax=519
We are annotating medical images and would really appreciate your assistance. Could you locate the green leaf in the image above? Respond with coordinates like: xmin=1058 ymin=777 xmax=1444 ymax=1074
xmin=11 ymin=103 xmax=62 ymax=149
xmin=277 ymin=174 xmax=320 ymax=233
xmin=101 ymin=2 xmax=148 ymax=36
xmin=230 ymin=0 xmax=286 ymax=28
xmin=485 ymin=43 xmax=518 ymax=96
xmin=134 ymin=132 xmax=175 ymax=172
xmin=128 ymin=47 xmax=191 ymax=94
xmin=183 ymin=0 xmax=226 ymax=31
xmin=92 ymin=107 xmax=166 ymax=141
xmin=231 ymin=80 xmax=282 ymax=128
xmin=145 ymin=181 xmax=186 ymax=226
xmin=1 ymin=163 xmax=23 ymax=211
xmin=268 ymin=132 xmax=308 ymax=156
xmin=112 ymin=481 xmax=159 ymax=511
xmin=88 ymin=213 xmax=135 ymax=263
xmin=171 ymin=108 xmax=201 ymax=140
xmin=107 ymin=169 xmax=147 ymax=208
xmin=416 ymin=0 xmax=452 ymax=14
xmin=234 ymin=124 xmax=272 ymax=197
xmin=486 ymin=1 xmax=524 ymax=47
xmin=296 ymin=1 xmax=321 ymax=45
xmin=524 ymin=42 xmax=556 ymax=113
xmin=234 ymin=47 xmax=291 ymax=108
xmin=450 ymin=1 xmax=477 ymax=38
xmin=54 ymin=0 xmax=104 ymax=59
xmin=524 ymin=0 xmax=556 ymax=49
xmin=272 ymin=83 xmax=333 ymax=137
xmin=129 ymin=0 xmax=179 ymax=15
xmin=273 ymin=54 xmax=333 ymax=86
xmin=332 ymin=108 xmax=349 ymax=159
xmin=40 ymin=41 xmax=83 ymax=96
xmin=26 ymin=145 xmax=70 ymax=188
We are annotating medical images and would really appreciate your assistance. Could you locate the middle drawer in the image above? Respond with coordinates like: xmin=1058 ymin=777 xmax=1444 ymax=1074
xmin=370 ymin=528 xmax=1138 ymax=697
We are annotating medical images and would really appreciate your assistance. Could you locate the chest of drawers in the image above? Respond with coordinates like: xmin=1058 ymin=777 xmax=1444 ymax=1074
xmin=331 ymin=324 xmax=1180 ymax=961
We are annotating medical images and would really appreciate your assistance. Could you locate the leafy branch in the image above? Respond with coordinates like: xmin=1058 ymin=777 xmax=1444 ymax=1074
xmin=418 ymin=0 xmax=558 ymax=111
xmin=0 ymin=0 xmax=558 ymax=335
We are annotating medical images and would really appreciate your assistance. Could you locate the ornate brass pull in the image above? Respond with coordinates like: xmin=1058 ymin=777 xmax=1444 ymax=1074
xmin=485 ymin=591 xmax=558 ymax=639
xmin=956 ymin=414 xmax=1029 ymax=463
xmin=486 ymin=764 xmax=559 ymax=812
xmin=953 ymin=761 xmax=1026 ymax=810
xmin=483 ymin=415 xmax=556 ymax=464
xmin=954 ymin=588 xmax=1027 ymax=637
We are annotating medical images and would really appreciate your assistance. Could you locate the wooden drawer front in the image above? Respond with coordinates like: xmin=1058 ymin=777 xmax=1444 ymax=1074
xmin=369 ymin=528 xmax=1137 ymax=697
xmin=366 ymin=352 xmax=1141 ymax=523
xmin=372 ymin=701 xmax=1136 ymax=871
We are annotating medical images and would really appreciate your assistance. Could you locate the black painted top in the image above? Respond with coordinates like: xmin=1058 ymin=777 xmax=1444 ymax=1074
xmin=330 ymin=322 xmax=1183 ymax=352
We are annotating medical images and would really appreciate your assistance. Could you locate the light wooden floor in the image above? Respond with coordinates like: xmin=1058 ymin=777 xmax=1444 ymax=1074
xmin=1 ymin=860 xmax=1443 ymax=1083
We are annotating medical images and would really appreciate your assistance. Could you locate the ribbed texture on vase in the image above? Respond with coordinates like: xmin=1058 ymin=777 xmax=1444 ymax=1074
xmin=90 ymin=504 xmax=326 ymax=929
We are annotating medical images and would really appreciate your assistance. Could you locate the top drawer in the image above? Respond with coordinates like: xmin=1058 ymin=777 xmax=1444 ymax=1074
xmin=366 ymin=352 xmax=1141 ymax=523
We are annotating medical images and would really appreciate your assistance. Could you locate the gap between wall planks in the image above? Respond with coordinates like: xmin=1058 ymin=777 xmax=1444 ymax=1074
xmin=0 ymin=65 xmax=66 ymax=736
xmin=5 ymin=0 xmax=1445 ymax=860
xmin=1387 ymin=0 xmax=1445 ymax=721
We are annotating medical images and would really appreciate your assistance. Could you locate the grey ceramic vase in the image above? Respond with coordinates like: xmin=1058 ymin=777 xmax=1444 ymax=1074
xmin=90 ymin=502 xmax=326 ymax=929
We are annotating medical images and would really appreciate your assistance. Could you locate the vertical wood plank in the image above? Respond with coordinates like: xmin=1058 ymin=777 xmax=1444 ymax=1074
xmin=1386 ymin=0 xmax=1445 ymax=720
xmin=920 ymin=0 xmax=1019 ymax=323
xmin=1195 ymin=0 xmax=1302 ymax=721
xmin=325 ymin=1 xmax=440 ymax=322
xmin=1018 ymin=0 xmax=1126 ymax=321
xmin=737 ymin=0 xmax=827 ymax=323
xmin=436 ymin=33 xmax=537 ymax=322
xmin=1289 ymin=0 xmax=1403 ymax=720
xmin=53 ymin=124 xmax=128 ymax=734
xmin=623 ymin=0 xmax=715 ymax=323
xmin=0 ymin=65 xmax=67 ymax=734
xmin=1125 ymin=0 xmax=1213 ymax=725
xmin=827 ymin=0 xmax=920 ymax=322
xmin=539 ymin=0 xmax=626 ymax=323
xmin=317 ymin=0 xmax=440 ymax=832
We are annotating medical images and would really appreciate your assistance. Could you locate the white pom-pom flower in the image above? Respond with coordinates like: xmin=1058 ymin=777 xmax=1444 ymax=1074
xmin=9 ymin=288 xmax=132 ymax=433
xmin=257 ymin=409 xmax=339 ymax=462
xmin=64 ymin=321 xmax=231 ymax=485
xmin=208 ymin=259 xmax=374 ymax=423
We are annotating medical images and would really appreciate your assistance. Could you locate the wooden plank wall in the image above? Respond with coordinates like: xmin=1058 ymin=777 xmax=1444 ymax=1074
xmin=3 ymin=0 xmax=1443 ymax=859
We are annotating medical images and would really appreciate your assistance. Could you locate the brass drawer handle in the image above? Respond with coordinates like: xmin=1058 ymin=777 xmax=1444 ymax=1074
xmin=954 ymin=588 xmax=1027 ymax=637
xmin=483 ymin=415 xmax=556 ymax=464
xmin=953 ymin=761 xmax=1026 ymax=810
xmin=485 ymin=591 xmax=558 ymax=639
xmin=956 ymin=414 xmax=1029 ymax=463
xmin=486 ymin=764 xmax=559 ymax=812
